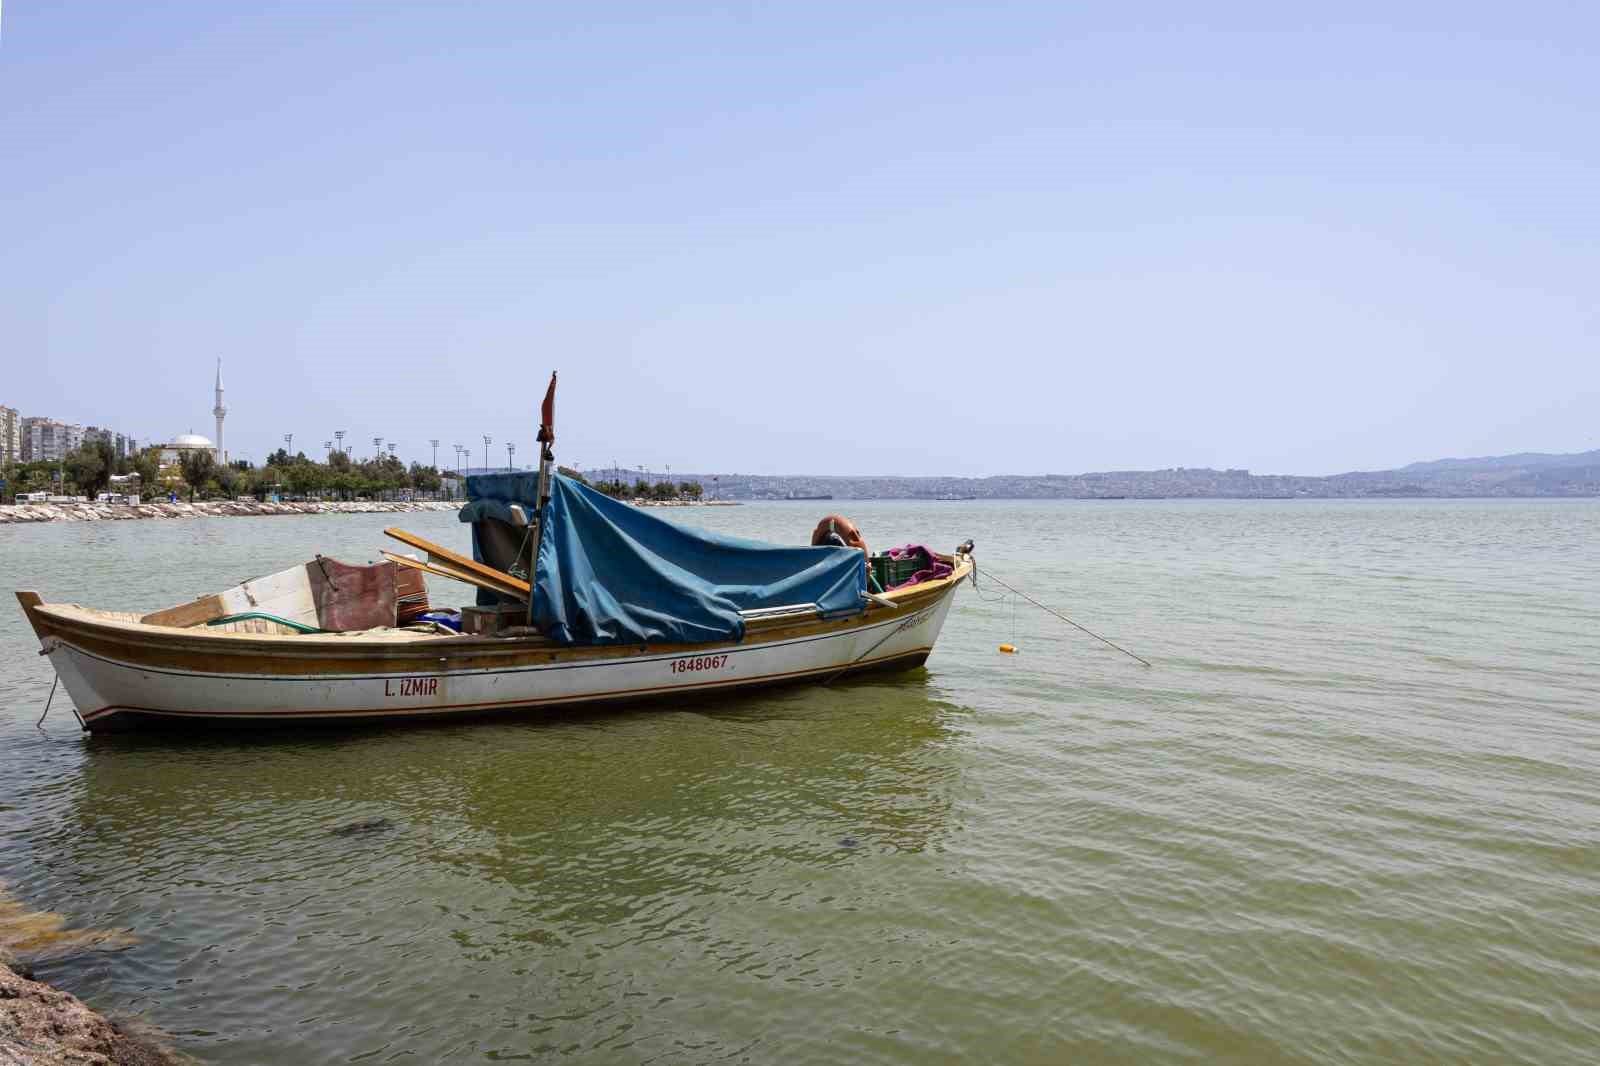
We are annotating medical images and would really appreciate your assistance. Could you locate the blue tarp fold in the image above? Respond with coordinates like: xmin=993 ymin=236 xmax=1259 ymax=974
xmin=531 ymin=475 xmax=865 ymax=646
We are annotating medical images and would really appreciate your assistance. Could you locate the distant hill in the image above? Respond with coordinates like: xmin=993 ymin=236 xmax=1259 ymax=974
xmin=1394 ymin=450 xmax=1600 ymax=474
xmin=1327 ymin=449 xmax=1600 ymax=497
xmin=584 ymin=449 xmax=1600 ymax=500
xmin=1400 ymin=453 xmax=1534 ymax=473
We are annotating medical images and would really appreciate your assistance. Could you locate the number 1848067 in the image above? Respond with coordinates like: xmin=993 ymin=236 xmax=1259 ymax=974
xmin=670 ymin=654 xmax=729 ymax=674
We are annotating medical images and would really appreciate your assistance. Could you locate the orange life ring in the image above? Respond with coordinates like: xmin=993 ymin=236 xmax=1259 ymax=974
xmin=811 ymin=514 xmax=868 ymax=560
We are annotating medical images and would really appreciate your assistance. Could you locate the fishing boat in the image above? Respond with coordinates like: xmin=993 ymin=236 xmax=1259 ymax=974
xmin=16 ymin=376 xmax=972 ymax=733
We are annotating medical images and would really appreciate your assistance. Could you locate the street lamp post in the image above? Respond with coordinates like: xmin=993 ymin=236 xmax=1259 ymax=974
xmin=334 ymin=429 xmax=345 ymax=457
xmin=429 ymin=439 xmax=439 ymax=472
xmin=483 ymin=435 xmax=492 ymax=474
xmin=506 ymin=442 xmax=515 ymax=471
xmin=283 ymin=433 xmax=293 ymax=459
xmin=373 ymin=437 xmax=383 ymax=461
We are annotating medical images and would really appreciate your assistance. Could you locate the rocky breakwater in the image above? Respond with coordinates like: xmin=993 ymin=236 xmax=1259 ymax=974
xmin=0 ymin=501 xmax=460 ymax=524
xmin=631 ymin=499 xmax=741 ymax=508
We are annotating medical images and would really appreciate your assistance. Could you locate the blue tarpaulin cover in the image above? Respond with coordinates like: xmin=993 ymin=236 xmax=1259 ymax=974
xmin=529 ymin=474 xmax=866 ymax=646
xmin=459 ymin=472 xmax=543 ymax=606
xmin=459 ymin=471 xmax=541 ymax=528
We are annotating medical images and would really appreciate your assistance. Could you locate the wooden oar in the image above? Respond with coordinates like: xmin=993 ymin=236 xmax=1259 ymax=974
xmin=381 ymin=551 xmax=528 ymax=600
xmin=381 ymin=551 xmax=526 ymax=598
xmin=383 ymin=528 xmax=530 ymax=595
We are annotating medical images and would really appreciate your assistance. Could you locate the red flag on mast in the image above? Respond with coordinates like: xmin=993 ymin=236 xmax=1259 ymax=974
xmin=536 ymin=371 xmax=557 ymax=448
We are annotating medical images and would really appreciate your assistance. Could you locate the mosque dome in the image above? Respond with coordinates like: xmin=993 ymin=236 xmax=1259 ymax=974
xmin=171 ymin=432 xmax=215 ymax=449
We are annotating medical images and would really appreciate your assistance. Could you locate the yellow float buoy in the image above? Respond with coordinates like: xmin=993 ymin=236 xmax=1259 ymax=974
xmin=998 ymin=643 xmax=1017 ymax=654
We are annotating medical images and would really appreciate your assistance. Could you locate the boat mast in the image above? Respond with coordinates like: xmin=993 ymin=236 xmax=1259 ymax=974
xmin=529 ymin=371 xmax=557 ymax=628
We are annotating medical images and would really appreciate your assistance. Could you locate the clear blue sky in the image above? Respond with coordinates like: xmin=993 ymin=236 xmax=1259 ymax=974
xmin=3 ymin=2 xmax=1595 ymax=476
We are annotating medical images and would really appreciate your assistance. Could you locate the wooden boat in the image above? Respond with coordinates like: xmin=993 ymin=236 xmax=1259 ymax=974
xmin=15 ymin=549 xmax=969 ymax=732
xmin=16 ymin=374 xmax=972 ymax=733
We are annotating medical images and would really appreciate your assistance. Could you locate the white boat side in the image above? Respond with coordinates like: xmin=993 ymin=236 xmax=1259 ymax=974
xmin=17 ymin=554 xmax=971 ymax=731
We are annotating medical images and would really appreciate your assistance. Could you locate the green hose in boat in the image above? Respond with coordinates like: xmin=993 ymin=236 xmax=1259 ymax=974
xmin=205 ymin=612 xmax=325 ymax=634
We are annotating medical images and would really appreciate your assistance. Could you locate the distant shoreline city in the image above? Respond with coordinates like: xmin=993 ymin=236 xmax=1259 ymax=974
xmin=3 ymin=375 xmax=1595 ymax=502
xmin=582 ymin=449 xmax=1600 ymax=501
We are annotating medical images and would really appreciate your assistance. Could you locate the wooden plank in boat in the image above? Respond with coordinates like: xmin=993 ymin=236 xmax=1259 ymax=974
xmin=140 ymin=594 xmax=229 ymax=628
xmin=224 ymin=564 xmax=320 ymax=627
xmin=381 ymin=551 xmax=527 ymax=600
xmin=382 ymin=551 xmax=525 ymax=598
xmin=142 ymin=563 xmax=321 ymax=629
xmin=383 ymin=528 xmax=530 ymax=595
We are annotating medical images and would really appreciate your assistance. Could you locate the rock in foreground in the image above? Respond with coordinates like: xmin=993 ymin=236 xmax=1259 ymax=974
xmin=0 ymin=962 xmax=186 ymax=1065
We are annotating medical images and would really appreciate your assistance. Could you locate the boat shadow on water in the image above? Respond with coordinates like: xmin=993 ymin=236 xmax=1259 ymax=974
xmin=66 ymin=665 xmax=974 ymax=866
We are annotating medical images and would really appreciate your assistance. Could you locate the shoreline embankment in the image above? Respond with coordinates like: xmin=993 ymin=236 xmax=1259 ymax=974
xmin=0 ymin=500 xmax=461 ymax=524
xmin=632 ymin=500 xmax=741 ymax=509
xmin=0 ymin=499 xmax=740 ymax=524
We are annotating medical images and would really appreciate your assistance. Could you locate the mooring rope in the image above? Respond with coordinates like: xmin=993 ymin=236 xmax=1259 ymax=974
xmin=977 ymin=564 xmax=1152 ymax=668
xmin=35 ymin=676 xmax=59 ymax=730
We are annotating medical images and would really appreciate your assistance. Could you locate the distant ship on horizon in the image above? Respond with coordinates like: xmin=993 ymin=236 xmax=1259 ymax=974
xmin=786 ymin=491 xmax=833 ymax=501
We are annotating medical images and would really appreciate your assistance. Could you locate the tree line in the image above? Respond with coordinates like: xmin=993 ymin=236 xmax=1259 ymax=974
xmin=589 ymin=478 xmax=704 ymax=501
xmin=1 ymin=440 xmax=448 ymax=503
xmin=3 ymin=443 xmax=704 ymax=504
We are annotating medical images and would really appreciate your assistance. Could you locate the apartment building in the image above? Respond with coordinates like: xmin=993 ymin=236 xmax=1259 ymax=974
xmin=85 ymin=425 xmax=136 ymax=460
xmin=0 ymin=406 xmax=19 ymax=465
xmin=21 ymin=417 xmax=86 ymax=463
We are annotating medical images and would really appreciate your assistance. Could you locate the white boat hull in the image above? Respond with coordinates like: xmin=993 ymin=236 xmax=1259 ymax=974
xmin=27 ymin=579 xmax=962 ymax=731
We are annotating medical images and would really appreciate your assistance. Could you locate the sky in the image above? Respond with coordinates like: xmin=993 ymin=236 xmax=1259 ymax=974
xmin=2 ymin=2 xmax=1596 ymax=477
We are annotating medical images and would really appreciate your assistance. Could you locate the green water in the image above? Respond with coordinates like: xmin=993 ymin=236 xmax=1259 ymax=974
xmin=2 ymin=500 xmax=1597 ymax=1064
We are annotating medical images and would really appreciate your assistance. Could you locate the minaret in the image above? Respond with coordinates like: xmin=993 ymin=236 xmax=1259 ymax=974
xmin=212 ymin=358 xmax=227 ymax=463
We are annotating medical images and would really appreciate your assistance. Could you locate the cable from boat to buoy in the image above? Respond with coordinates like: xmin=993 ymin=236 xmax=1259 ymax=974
xmin=998 ymin=577 xmax=1018 ymax=653
xmin=977 ymin=564 xmax=1151 ymax=668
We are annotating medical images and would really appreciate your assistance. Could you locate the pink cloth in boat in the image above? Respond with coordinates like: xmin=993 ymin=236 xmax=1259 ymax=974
xmin=884 ymin=544 xmax=952 ymax=588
